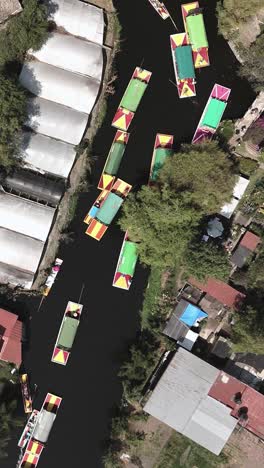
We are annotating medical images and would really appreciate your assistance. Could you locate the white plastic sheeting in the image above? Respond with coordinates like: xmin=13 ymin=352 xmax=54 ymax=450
xmin=233 ymin=176 xmax=249 ymax=200
xmin=0 ymin=227 xmax=43 ymax=277
xmin=31 ymin=33 xmax=103 ymax=81
xmin=220 ymin=198 xmax=239 ymax=219
xmin=0 ymin=192 xmax=55 ymax=242
xmin=20 ymin=60 xmax=100 ymax=114
xmin=21 ymin=132 xmax=77 ymax=178
xmin=48 ymin=0 xmax=104 ymax=45
xmin=26 ymin=97 xmax=88 ymax=145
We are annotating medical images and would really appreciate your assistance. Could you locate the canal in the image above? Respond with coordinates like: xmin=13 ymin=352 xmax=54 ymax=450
xmin=4 ymin=0 xmax=255 ymax=467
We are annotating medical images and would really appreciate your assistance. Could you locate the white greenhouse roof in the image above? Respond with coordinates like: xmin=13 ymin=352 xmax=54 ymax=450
xmin=0 ymin=227 xmax=43 ymax=277
xmin=20 ymin=61 xmax=100 ymax=114
xmin=233 ymin=176 xmax=249 ymax=200
xmin=0 ymin=192 xmax=55 ymax=242
xmin=220 ymin=197 xmax=240 ymax=219
xmin=21 ymin=132 xmax=76 ymax=178
xmin=0 ymin=261 xmax=34 ymax=289
xmin=48 ymin=0 xmax=104 ymax=45
xmin=31 ymin=32 xmax=103 ymax=81
xmin=26 ymin=97 xmax=88 ymax=145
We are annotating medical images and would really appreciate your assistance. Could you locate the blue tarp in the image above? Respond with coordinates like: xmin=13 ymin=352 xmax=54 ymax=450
xmin=180 ymin=303 xmax=207 ymax=327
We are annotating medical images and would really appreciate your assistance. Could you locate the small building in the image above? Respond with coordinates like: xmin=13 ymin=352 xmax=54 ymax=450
xmin=0 ymin=308 xmax=22 ymax=366
xmin=163 ymin=299 xmax=207 ymax=346
xmin=189 ymin=277 xmax=245 ymax=309
xmin=0 ymin=0 xmax=22 ymax=24
xmin=144 ymin=348 xmax=238 ymax=455
xmin=231 ymin=231 xmax=261 ymax=268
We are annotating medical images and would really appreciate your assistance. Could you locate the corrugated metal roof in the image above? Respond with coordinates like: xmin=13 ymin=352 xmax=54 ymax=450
xmin=230 ymin=245 xmax=251 ymax=268
xmin=144 ymin=349 xmax=237 ymax=455
xmin=240 ymin=231 xmax=261 ymax=251
xmin=209 ymin=371 xmax=264 ymax=440
xmin=189 ymin=277 xmax=245 ymax=309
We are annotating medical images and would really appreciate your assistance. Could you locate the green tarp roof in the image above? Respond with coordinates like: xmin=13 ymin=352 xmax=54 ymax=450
xmin=104 ymin=142 xmax=125 ymax=175
xmin=120 ymin=79 xmax=148 ymax=112
xmin=186 ymin=14 xmax=208 ymax=49
xmin=151 ymin=147 xmax=173 ymax=181
xmin=97 ymin=192 xmax=123 ymax=225
xmin=201 ymin=98 xmax=227 ymax=129
xmin=175 ymin=45 xmax=195 ymax=79
xmin=118 ymin=241 xmax=138 ymax=276
xmin=57 ymin=316 xmax=79 ymax=350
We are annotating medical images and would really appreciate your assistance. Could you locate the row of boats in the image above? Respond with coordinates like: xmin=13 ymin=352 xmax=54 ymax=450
xmin=17 ymin=4 xmax=232 ymax=466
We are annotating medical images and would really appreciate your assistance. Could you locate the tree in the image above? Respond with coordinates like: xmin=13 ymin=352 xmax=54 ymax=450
xmin=0 ymin=0 xmax=49 ymax=65
xmin=0 ymin=75 xmax=26 ymax=167
xmin=158 ymin=142 xmax=236 ymax=214
xmin=185 ymin=241 xmax=231 ymax=282
xmin=217 ymin=0 xmax=263 ymax=39
xmin=247 ymin=248 xmax=264 ymax=288
xmin=232 ymin=305 xmax=264 ymax=353
xmin=119 ymin=142 xmax=236 ymax=268
xmin=239 ymin=32 xmax=264 ymax=91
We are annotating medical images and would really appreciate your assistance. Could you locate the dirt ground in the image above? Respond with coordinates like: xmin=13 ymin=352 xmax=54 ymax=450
xmin=32 ymin=0 xmax=118 ymax=289
xmin=223 ymin=427 xmax=264 ymax=468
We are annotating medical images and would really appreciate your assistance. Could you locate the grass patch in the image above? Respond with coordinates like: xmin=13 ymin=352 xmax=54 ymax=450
xmin=155 ymin=431 xmax=228 ymax=468
xmin=141 ymin=267 xmax=162 ymax=329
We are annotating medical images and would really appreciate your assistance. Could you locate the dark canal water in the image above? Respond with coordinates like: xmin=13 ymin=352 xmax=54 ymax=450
xmin=4 ymin=0 xmax=255 ymax=467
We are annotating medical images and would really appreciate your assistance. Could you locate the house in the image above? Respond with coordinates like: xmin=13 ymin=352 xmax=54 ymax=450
xmin=144 ymin=348 xmax=264 ymax=455
xmin=0 ymin=0 xmax=22 ymax=24
xmin=0 ymin=308 xmax=22 ymax=366
xmin=189 ymin=277 xmax=245 ymax=309
xmin=209 ymin=371 xmax=264 ymax=440
xmin=163 ymin=299 xmax=207 ymax=349
xmin=231 ymin=231 xmax=261 ymax=268
xmin=144 ymin=348 xmax=238 ymax=455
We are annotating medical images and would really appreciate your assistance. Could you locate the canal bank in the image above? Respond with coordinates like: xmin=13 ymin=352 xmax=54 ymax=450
xmin=3 ymin=0 xmax=256 ymax=467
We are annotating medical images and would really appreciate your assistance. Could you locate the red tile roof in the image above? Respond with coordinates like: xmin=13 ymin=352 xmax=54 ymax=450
xmin=240 ymin=231 xmax=261 ymax=252
xmin=0 ymin=308 xmax=22 ymax=366
xmin=209 ymin=371 xmax=264 ymax=440
xmin=189 ymin=278 xmax=245 ymax=309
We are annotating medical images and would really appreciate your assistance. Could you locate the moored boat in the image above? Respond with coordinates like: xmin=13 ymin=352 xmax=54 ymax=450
xmin=192 ymin=83 xmax=231 ymax=144
xmin=85 ymin=179 xmax=132 ymax=241
xmin=18 ymin=410 xmax=39 ymax=449
xmin=98 ymin=130 xmax=130 ymax=191
xmin=43 ymin=258 xmax=63 ymax=297
xmin=147 ymin=0 xmax=170 ymax=19
xmin=52 ymin=301 xmax=83 ymax=365
xmin=112 ymin=67 xmax=152 ymax=131
xmin=181 ymin=2 xmax=209 ymax=68
xmin=170 ymin=33 xmax=196 ymax=99
xmin=20 ymin=373 xmax=33 ymax=414
xmin=149 ymin=133 xmax=174 ymax=183
xmin=113 ymin=231 xmax=138 ymax=291
xmin=18 ymin=393 xmax=62 ymax=468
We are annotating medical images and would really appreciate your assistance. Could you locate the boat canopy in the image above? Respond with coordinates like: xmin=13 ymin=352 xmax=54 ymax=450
xmin=186 ymin=13 xmax=208 ymax=49
xmin=175 ymin=45 xmax=195 ymax=80
xmin=104 ymin=142 xmax=125 ymax=175
xmin=118 ymin=241 xmax=138 ymax=276
xmin=120 ymin=79 xmax=148 ymax=112
xmin=57 ymin=316 xmax=79 ymax=350
xmin=32 ymin=410 xmax=56 ymax=444
xmin=97 ymin=192 xmax=123 ymax=225
xmin=152 ymin=147 xmax=172 ymax=181
xmin=201 ymin=98 xmax=227 ymax=129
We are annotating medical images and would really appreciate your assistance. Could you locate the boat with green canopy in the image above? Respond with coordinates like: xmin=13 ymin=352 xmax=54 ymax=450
xmin=149 ymin=133 xmax=174 ymax=182
xmin=170 ymin=33 xmax=196 ymax=99
xmin=98 ymin=130 xmax=130 ymax=191
xmin=51 ymin=301 xmax=83 ymax=365
xmin=113 ymin=231 xmax=138 ymax=290
xmin=182 ymin=2 xmax=209 ymax=68
xmin=112 ymin=67 xmax=152 ymax=131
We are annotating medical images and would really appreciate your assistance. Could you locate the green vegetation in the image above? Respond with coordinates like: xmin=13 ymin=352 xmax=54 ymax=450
xmin=240 ymin=174 xmax=264 ymax=219
xmin=232 ymin=305 xmax=264 ymax=353
xmin=0 ymin=0 xmax=49 ymax=65
xmin=216 ymin=0 xmax=263 ymax=39
xmin=155 ymin=431 xmax=228 ymax=468
xmin=239 ymin=157 xmax=259 ymax=177
xmin=119 ymin=142 xmax=236 ymax=268
xmin=239 ymin=32 xmax=264 ymax=91
xmin=0 ymin=0 xmax=49 ymax=169
xmin=141 ymin=267 xmax=162 ymax=329
xmin=185 ymin=241 xmax=231 ymax=282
